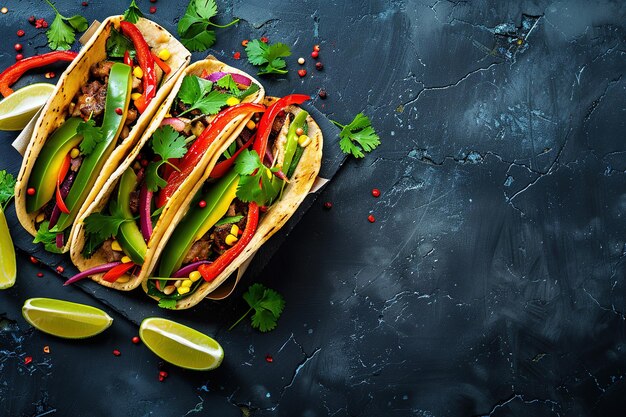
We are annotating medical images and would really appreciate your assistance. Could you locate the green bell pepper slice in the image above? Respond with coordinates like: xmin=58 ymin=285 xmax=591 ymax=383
xmin=158 ymin=170 xmax=240 ymax=277
xmin=54 ymin=62 xmax=132 ymax=232
xmin=114 ymin=168 xmax=146 ymax=265
xmin=281 ymin=110 xmax=308 ymax=175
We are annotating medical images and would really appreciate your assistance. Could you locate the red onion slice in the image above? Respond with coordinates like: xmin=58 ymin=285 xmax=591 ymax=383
xmin=139 ymin=182 xmax=153 ymax=242
xmin=160 ymin=117 xmax=187 ymax=132
xmin=49 ymin=205 xmax=61 ymax=228
xmin=172 ymin=260 xmax=212 ymax=278
xmin=55 ymin=233 xmax=64 ymax=248
xmin=64 ymin=262 xmax=122 ymax=286
xmin=205 ymin=71 xmax=252 ymax=87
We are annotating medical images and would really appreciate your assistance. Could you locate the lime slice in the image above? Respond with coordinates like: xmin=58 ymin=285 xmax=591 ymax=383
xmin=139 ymin=317 xmax=224 ymax=371
xmin=22 ymin=298 xmax=113 ymax=339
xmin=0 ymin=208 xmax=16 ymax=289
xmin=0 ymin=83 xmax=55 ymax=131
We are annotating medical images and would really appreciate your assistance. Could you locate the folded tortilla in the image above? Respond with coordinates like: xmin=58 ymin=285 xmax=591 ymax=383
xmin=69 ymin=56 xmax=265 ymax=290
xmin=141 ymin=97 xmax=323 ymax=308
xmin=14 ymin=15 xmax=191 ymax=253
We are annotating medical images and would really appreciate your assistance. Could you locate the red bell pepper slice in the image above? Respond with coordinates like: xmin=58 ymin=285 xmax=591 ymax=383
xmin=55 ymin=154 xmax=71 ymax=214
xmin=198 ymin=202 xmax=259 ymax=282
xmin=253 ymin=94 xmax=310 ymax=163
xmin=123 ymin=50 xmax=133 ymax=67
xmin=0 ymin=51 xmax=77 ymax=97
xmin=102 ymin=262 xmax=136 ymax=283
xmin=120 ymin=21 xmax=156 ymax=114
xmin=209 ymin=133 xmax=256 ymax=178
xmin=156 ymin=103 xmax=265 ymax=208
xmin=152 ymin=52 xmax=171 ymax=75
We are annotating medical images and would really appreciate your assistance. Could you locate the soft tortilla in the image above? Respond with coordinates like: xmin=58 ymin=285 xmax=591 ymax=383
xmin=141 ymin=98 xmax=323 ymax=308
xmin=14 ymin=16 xmax=191 ymax=253
xmin=70 ymin=57 xmax=265 ymax=290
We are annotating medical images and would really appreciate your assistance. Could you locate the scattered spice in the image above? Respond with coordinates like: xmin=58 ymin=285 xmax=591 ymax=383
xmin=241 ymin=39 xmax=249 ymax=47
xmin=112 ymin=349 xmax=121 ymax=356
xmin=82 ymin=1 xmax=88 ymax=6
xmin=233 ymin=51 xmax=241 ymax=60
xmin=27 ymin=187 xmax=36 ymax=195
xmin=30 ymin=256 xmax=39 ymax=264
xmin=313 ymin=44 xmax=320 ymax=52
xmin=265 ymin=354 xmax=273 ymax=363
xmin=198 ymin=200 xmax=207 ymax=208
xmin=260 ymin=36 xmax=269 ymax=43
xmin=56 ymin=265 xmax=64 ymax=274
xmin=37 ymin=272 xmax=44 ymax=277
xmin=159 ymin=370 xmax=168 ymax=378
xmin=24 ymin=356 xmax=33 ymax=365
xmin=17 ymin=29 xmax=25 ymax=37
xmin=367 ymin=214 xmax=376 ymax=223
xmin=15 ymin=54 xmax=24 ymax=61
xmin=132 ymin=336 xmax=140 ymax=344
xmin=311 ymin=50 xmax=319 ymax=59
xmin=150 ymin=0 xmax=157 ymax=2
xmin=28 ymin=16 xmax=36 ymax=25
xmin=318 ymin=89 xmax=327 ymax=99
xmin=14 ymin=44 xmax=22 ymax=52
xmin=315 ymin=62 xmax=324 ymax=71
xmin=115 ymin=107 xmax=123 ymax=115
xmin=297 ymin=69 xmax=307 ymax=77
xmin=323 ymin=201 xmax=332 ymax=209
xmin=35 ymin=18 xmax=48 ymax=29
xmin=45 ymin=72 xmax=55 ymax=79
xmin=158 ymin=375 xmax=165 ymax=382
xmin=371 ymin=188 xmax=380 ymax=198
xmin=43 ymin=346 xmax=50 ymax=354
xmin=149 ymin=6 xmax=156 ymax=14
xmin=297 ymin=57 xmax=305 ymax=65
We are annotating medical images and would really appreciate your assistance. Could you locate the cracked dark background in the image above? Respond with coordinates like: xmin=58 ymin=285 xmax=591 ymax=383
xmin=1 ymin=0 xmax=626 ymax=416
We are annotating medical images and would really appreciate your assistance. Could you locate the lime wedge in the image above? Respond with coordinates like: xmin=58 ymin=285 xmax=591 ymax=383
xmin=139 ymin=317 xmax=224 ymax=371
xmin=0 ymin=83 xmax=55 ymax=131
xmin=0 ymin=208 xmax=16 ymax=289
xmin=22 ymin=298 xmax=113 ymax=339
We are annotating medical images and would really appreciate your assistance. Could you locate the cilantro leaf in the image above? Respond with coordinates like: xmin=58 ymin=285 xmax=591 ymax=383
xmin=332 ymin=113 xmax=381 ymax=158
xmin=184 ymin=90 xmax=230 ymax=116
xmin=106 ymin=29 xmax=136 ymax=59
xmin=178 ymin=75 xmax=229 ymax=116
xmin=158 ymin=298 xmax=178 ymax=309
xmin=77 ymin=118 xmax=103 ymax=155
xmin=178 ymin=75 xmax=202 ymax=105
xmin=83 ymin=211 xmax=129 ymax=244
xmin=233 ymin=149 xmax=283 ymax=206
xmin=178 ymin=0 xmax=238 ymax=52
xmin=245 ymin=40 xmax=291 ymax=76
xmin=123 ymin=0 xmax=144 ymax=24
xmin=230 ymin=283 xmax=285 ymax=332
xmin=151 ymin=126 xmax=188 ymax=161
xmin=33 ymin=221 xmax=64 ymax=253
xmin=216 ymin=75 xmax=239 ymax=95
xmin=214 ymin=215 xmax=243 ymax=227
xmin=0 ymin=170 xmax=16 ymax=210
xmin=45 ymin=0 xmax=88 ymax=50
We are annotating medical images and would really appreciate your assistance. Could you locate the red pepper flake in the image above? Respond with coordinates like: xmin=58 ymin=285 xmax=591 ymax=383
xmin=82 ymin=1 xmax=88 ymax=6
xmin=367 ymin=214 xmax=376 ymax=223
xmin=371 ymin=188 xmax=380 ymax=198
xmin=158 ymin=375 xmax=165 ymax=382
xmin=241 ymin=39 xmax=249 ymax=47
xmin=35 ymin=18 xmax=48 ymax=29
xmin=16 ymin=29 xmax=25 ymax=37
xmin=315 ymin=62 xmax=324 ymax=71
xmin=24 ymin=356 xmax=33 ymax=365
xmin=28 ymin=16 xmax=36 ymax=25
xmin=113 ymin=349 xmax=121 ymax=356
xmin=233 ymin=51 xmax=241 ymax=60
xmin=198 ymin=200 xmax=207 ymax=208
xmin=323 ymin=201 xmax=332 ymax=210
xmin=30 ymin=256 xmax=39 ymax=264
xmin=260 ymin=36 xmax=269 ymax=43
xmin=313 ymin=44 xmax=320 ymax=52
xmin=149 ymin=6 xmax=157 ymax=14
xmin=318 ymin=89 xmax=327 ymax=99
xmin=27 ymin=187 xmax=36 ymax=196
xmin=132 ymin=336 xmax=140 ymax=344
xmin=14 ymin=44 xmax=22 ymax=52
xmin=311 ymin=50 xmax=319 ymax=59
xmin=37 ymin=272 xmax=44 ymax=277
xmin=45 ymin=72 xmax=56 ymax=79
xmin=56 ymin=265 xmax=64 ymax=274
xmin=115 ymin=107 xmax=123 ymax=115
xmin=43 ymin=346 xmax=50 ymax=354
xmin=159 ymin=370 xmax=168 ymax=378
xmin=297 ymin=69 xmax=307 ymax=78
xmin=265 ymin=354 xmax=273 ymax=363
xmin=15 ymin=54 xmax=24 ymax=61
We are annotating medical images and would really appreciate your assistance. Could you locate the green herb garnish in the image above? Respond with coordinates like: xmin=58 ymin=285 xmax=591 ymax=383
xmin=145 ymin=126 xmax=188 ymax=192
xmin=229 ymin=283 xmax=285 ymax=332
xmin=106 ymin=29 xmax=136 ymax=59
xmin=331 ymin=113 xmax=381 ymax=158
xmin=123 ymin=0 xmax=144 ymax=24
xmin=214 ymin=215 xmax=243 ymax=227
xmin=245 ymin=39 xmax=291 ymax=76
xmin=233 ymin=149 xmax=282 ymax=206
xmin=33 ymin=221 xmax=64 ymax=253
xmin=45 ymin=0 xmax=88 ymax=50
xmin=178 ymin=0 xmax=239 ymax=52
xmin=77 ymin=117 xmax=103 ymax=156
xmin=216 ymin=74 xmax=239 ymax=95
xmin=177 ymin=75 xmax=229 ymax=116
xmin=0 ymin=170 xmax=16 ymax=210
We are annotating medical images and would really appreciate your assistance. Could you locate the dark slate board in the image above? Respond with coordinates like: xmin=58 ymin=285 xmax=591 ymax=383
xmin=3 ymin=104 xmax=342 ymax=325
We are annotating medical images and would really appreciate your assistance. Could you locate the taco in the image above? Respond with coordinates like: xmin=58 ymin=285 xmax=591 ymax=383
xmin=14 ymin=16 xmax=190 ymax=254
xmin=67 ymin=56 xmax=265 ymax=290
xmin=140 ymin=95 xmax=322 ymax=309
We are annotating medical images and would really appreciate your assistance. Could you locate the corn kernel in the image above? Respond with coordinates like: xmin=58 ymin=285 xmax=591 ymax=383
xmin=35 ymin=213 xmax=45 ymax=223
xmin=225 ymin=234 xmax=238 ymax=246
xmin=131 ymin=92 xmax=142 ymax=101
xmin=116 ymin=276 xmax=130 ymax=284
xmin=111 ymin=241 xmax=122 ymax=251
xmin=182 ymin=279 xmax=193 ymax=288
xmin=230 ymin=224 xmax=239 ymax=236
xmin=158 ymin=48 xmax=171 ymax=61
xmin=133 ymin=66 xmax=143 ymax=79
xmin=226 ymin=97 xmax=240 ymax=106
xmin=70 ymin=147 xmax=80 ymax=158
xmin=298 ymin=134 xmax=311 ymax=147
xmin=121 ymin=256 xmax=132 ymax=264
xmin=177 ymin=286 xmax=190 ymax=295
xmin=189 ymin=271 xmax=202 ymax=282
xmin=246 ymin=120 xmax=256 ymax=130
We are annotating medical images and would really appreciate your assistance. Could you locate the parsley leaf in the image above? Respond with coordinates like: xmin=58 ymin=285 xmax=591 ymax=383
xmin=33 ymin=221 xmax=64 ymax=253
xmin=216 ymin=74 xmax=239 ymax=95
xmin=229 ymin=283 xmax=285 ymax=332
xmin=331 ymin=113 xmax=381 ymax=158
xmin=178 ymin=0 xmax=239 ymax=52
xmin=245 ymin=40 xmax=291 ymax=76
xmin=77 ymin=118 xmax=103 ymax=155
xmin=106 ymin=29 xmax=136 ymax=59
xmin=158 ymin=298 xmax=178 ymax=309
xmin=0 ymin=170 xmax=16 ymax=210
xmin=45 ymin=0 xmax=88 ymax=50
xmin=144 ymin=126 xmax=188 ymax=192
xmin=233 ymin=149 xmax=283 ymax=206
xmin=123 ymin=0 xmax=144 ymax=24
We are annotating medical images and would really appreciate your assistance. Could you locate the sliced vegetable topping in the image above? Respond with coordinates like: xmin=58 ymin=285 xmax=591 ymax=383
xmin=0 ymin=51 xmax=77 ymax=97
xmin=120 ymin=21 xmax=156 ymax=114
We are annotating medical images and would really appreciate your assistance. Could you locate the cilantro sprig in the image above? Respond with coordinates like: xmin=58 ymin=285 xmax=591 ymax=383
xmin=0 ymin=170 xmax=16 ymax=211
xmin=245 ymin=39 xmax=291 ymax=76
xmin=233 ymin=149 xmax=283 ymax=207
xmin=106 ymin=29 xmax=136 ymax=59
xmin=229 ymin=283 xmax=285 ymax=332
xmin=177 ymin=75 xmax=230 ymax=117
xmin=145 ymin=126 xmax=188 ymax=192
xmin=77 ymin=117 xmax=103 ymax=156
xmin=331 ymin=113 xmax=381 ymax=158
xmin=82 ymin=204 xmax=130 ymax=257
xmin=34 ymin=221 xmax=64 ymax=253
xmin=44 ymin=0 xmax=88 ymax=50
xmin=178 ymin=0 xmax=239 ymax=52
xmin=123 ymin=0 xmax=144 ymax=24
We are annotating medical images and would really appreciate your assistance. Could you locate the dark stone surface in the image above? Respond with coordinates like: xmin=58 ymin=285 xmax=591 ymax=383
xmin=2 ymin=0 xmax=626 ymax=416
